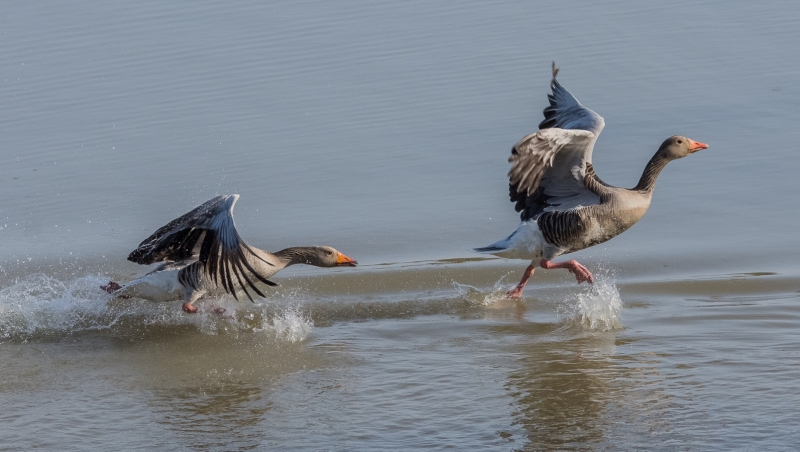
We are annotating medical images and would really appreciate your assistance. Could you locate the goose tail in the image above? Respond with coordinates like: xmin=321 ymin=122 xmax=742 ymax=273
xmin=473 ymin=222 xmax=545 ymax=260
xmin=473 ymin=238 xmax=511 ymax=254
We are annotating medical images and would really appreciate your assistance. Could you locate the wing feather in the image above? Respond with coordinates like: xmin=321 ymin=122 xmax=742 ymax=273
xmin=509 ymin=62 xmax=607 ymax=221
xmin=538 ymin=62 xmax=605 ymax=134
xmin=508 ymin=128 xmax=595 ymax=197
xmin=127 ymin=194 xmax=276 ymax=301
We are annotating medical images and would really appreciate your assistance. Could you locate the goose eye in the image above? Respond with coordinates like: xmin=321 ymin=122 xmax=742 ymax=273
xmin=677 ymin=139 xmax=683 ymax=144
xmin=326 ymin=250 xmax=333 ymax=256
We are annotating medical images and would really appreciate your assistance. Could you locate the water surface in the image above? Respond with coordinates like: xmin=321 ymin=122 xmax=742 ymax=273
xmin=2 ymin=1 xmax=800 ymax=450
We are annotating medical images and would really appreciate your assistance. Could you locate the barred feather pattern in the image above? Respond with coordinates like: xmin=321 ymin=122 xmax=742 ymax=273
xmin=536 ymin=209 xmax=589 ymax=250
xmin=127 ymin=195 xmax=277 ymax=303
xmin=178 ymin=261 xmax=203 ymax=291
xmin=196 ymin=229 xmax=276 ymax=302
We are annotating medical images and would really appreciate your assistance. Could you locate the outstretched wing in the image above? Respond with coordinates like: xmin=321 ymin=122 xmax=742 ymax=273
xmin=127 ymin=194 xmax=276 ymax=301
xmin=508 ymin=128 xmax=596 ymax=198
xmin=538 ymin=62 xmax=605 ymax=135
xmin=509 ymin=62 xmax=607 ymax=221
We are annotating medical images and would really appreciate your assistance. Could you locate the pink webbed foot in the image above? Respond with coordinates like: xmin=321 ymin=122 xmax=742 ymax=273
xmin=182 ymin=303 xmax=198 ymax=314
xmin=540 ymin=259 xmax=595 ymax=284
xmin=570 ymin=261 xmax=594 ymax=284
xmin=101 ymin=281 xmax=122 ymax=294
xmin=506 ymin=286 xmax=525 ymax=299
xmin=101 ymin=281 xmax=131 ymax=298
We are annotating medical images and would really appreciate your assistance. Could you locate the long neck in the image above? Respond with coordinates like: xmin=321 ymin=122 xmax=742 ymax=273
xmin=245 ymin=245 xmax=289 ymax=275
xmin=634 ymin=152 xmax=670 ymax=193
xmin=272 ymin=247 xmax=316 ymax=267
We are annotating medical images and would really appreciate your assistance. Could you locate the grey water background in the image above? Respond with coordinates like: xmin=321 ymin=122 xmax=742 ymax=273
xmin=1 ymin=1 xmax=799 ymax=450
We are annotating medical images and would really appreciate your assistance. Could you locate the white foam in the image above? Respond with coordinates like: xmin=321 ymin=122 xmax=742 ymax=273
xmin=558 ymin=270 xmax=624 ymax=332
xmin=265 ymin=305 xmax=313 ymax=343
xmin=0 ymin=273 xmax=313 ymax=341
xmin=0 ymin=273 xmax=120 ymax=340
xmin=453 ymin=272 xmax=515 ymax=307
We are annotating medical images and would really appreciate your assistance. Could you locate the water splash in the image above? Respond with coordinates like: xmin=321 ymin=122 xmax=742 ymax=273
xmin=453 ymin=272 xmax=515 ymax=306
xmin=0 ymin=273 xmax=121 ymax=340
xmin=0 ymin=273 xmax=313 ymax=342
xmin=264 ymin=305 xmax=313 ymax=343
xmin=557 ymin=270 xmax=623 ymax=332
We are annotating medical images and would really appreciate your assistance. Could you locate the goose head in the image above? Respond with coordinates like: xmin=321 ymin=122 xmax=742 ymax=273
xmin=302 ymin=246 xmax=358 ymax=267
xmin=658 ymin=135 xmax=709 ymax=161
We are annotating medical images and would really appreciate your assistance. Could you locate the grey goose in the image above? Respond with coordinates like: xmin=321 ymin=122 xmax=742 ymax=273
xmin=475 ymin=63 xmax=708 ymax=298
xmin=103 ymin=194 xmax=358 ymax=313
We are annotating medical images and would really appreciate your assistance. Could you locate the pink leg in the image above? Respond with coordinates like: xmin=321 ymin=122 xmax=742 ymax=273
xmin=540 ymin=259 xmax=594 ymax=284
xmin=181 ymin=290 xmax=205 ymax=314
xmin=506 ymin=263 xmax=536 ymax=298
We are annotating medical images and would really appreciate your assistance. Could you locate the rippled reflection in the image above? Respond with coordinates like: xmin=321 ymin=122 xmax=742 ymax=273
xmin=151 ymin=383 xmax=269 ymax=450
xmin=119 ymin=332 xmax=325 ymax=450
xmin=501 ymin=327 xmax=672 ymax=450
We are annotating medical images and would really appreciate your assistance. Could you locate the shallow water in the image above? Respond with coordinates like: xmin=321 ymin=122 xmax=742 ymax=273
xmin=2 ymin=1 xmax=800 ymax=450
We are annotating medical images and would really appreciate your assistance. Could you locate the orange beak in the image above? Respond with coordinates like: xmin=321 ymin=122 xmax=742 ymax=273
xmin=336 ymin=252 xmax=358 ymax=267
xmin=687 ymin=138 xmax=709 ymax=153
